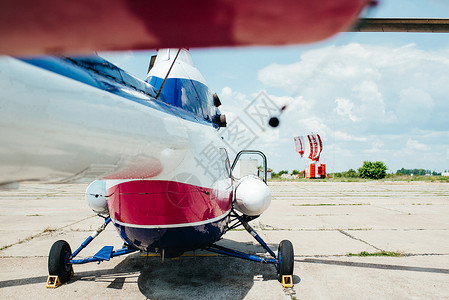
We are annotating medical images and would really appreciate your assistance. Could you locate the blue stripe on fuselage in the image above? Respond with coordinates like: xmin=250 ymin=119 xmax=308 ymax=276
xmin=19 ymin=56 xmax=217 ymax=128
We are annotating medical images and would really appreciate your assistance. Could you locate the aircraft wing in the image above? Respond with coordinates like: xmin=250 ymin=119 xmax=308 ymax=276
xmin=0 ymin=0 xmax=370 ymax=56
xmin=351 ymin=18 xmax=449 ymax=32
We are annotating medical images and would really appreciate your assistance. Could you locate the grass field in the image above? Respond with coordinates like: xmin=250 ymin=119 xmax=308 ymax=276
xmin=269 ymin=174 xmax=449 ymax=183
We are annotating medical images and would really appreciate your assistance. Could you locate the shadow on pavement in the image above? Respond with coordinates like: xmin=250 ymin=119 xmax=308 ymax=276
xmin=0 ymin=244 xmax=281 ymax=299
xmin=299 ymin=258 xmax=449 ymax=274
xmin=137 ymin=256 xmax=277 ymax=299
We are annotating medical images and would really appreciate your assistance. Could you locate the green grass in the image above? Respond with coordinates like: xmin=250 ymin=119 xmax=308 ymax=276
xmin=0 ymin=244 xmax=11 ymax=251
xmin=43 ymin=226 xmax=58 ymax=233
xmin=385 ymin=175 xmax=449 ymax=182
xmin=269 ymin=175 xmax=449 ymax=182
xmin=348 ymin=250 xmax=404 ymax=257
xmin=292 ymin=203 xmax=366 ymax=206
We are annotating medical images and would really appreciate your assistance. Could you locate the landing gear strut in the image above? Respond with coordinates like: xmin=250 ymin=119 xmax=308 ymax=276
xmin=48 ymin=216 xmax=138 ymax=283
xmin=207 ymin=210 xmax=294 ymax=282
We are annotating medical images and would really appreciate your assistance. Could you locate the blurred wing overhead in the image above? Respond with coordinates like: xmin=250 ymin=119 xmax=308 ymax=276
xmin=0 ymin=0 xmax=371 ymax=56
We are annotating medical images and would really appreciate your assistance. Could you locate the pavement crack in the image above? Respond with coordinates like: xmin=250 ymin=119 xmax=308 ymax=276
xmin=0 ymin=215 xmax=96 ymax=252
xmin=0 ymin=230 xmax=47 ymax=252
xmin=61 ymin=215 xmax=97 ymax=229
xmin=299 ymin=258 xmax=449 ymax=274
xmin=369 ymin=204 xmax=408 ymax=214
xmin=405 ymin=253 xmax=449 ymax=257
xmin=338 ymin=229 xmax=382 ymax=251
xmin=294 ymin=253 xmax=449 ymax=258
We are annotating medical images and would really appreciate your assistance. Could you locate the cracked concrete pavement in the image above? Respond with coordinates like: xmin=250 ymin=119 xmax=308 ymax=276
xmin=0 ymin=181 xmax=448 ymax=299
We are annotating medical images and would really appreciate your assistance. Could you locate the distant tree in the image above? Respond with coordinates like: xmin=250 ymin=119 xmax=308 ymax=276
xmin=358 ymin=161 xmax=387 ymax=179
xmin=396 ymin=168 xmax=407 ymax=175
xmin=345 ymin=169 xmax=359 ymax=178
xmin=396 ymin=168 xmax=439 ymax=176
xmin=291 ymin=169 xmax=300 ymax=175
xmin=278 ymin=170 xmax=288 ymax=176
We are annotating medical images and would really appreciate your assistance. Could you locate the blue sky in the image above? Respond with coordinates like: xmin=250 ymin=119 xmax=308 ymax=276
xmin=101 ymin=0 xmax=449 ymax=173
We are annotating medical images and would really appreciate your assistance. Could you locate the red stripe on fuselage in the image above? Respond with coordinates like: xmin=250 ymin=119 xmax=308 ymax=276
xmin=107 ymin=180 xmax=232 ymax=226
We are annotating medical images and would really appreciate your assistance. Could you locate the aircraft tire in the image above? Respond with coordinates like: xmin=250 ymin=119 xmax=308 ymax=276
xmin=48 ymin=240 xmax=73 ymax=283
xmin=277 ymin=240 xmax=294 ymax=282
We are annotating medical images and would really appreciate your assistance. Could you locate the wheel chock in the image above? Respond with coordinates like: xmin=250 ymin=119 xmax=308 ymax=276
xmin=281 ymin=275 xmax=293 ymax=288
xmin=46 ymin=275 xmax=61 ymax=288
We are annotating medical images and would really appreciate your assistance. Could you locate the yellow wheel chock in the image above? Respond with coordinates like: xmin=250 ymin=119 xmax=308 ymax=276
xmin=281 ymin=275 xmax=293 ymax=288
xmin=46 ymin=275 xmax=61 ymax=288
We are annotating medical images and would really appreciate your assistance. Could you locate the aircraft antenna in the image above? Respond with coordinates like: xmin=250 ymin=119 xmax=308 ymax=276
xmin=156 ymin=49 xmax=181 ymax=99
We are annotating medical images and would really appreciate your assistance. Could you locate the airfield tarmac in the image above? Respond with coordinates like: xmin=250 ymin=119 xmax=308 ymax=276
xmin=0 ymin=181 xmax=448 ymax=299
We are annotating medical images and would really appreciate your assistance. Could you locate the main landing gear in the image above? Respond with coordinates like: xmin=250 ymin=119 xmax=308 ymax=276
xmin=206 ymin=210 xmax=294 ymax=283
xmin=47 ymin=212 xmax=294 ymax=285
xmin=47 ymin=216 xmax=138 ymax=283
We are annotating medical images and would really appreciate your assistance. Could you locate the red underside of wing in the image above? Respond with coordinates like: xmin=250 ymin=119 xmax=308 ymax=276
xmin=0 ymin=0 xmax=368 ymax=55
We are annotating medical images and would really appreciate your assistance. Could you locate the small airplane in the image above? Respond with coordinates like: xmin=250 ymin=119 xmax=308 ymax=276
xmin=2 ymin=0 xmax=446 ymax=288
xmin=0 ymin=0 xmax=382 ymax=286
xmin=0 ymin=48 xmax=292 ymax=284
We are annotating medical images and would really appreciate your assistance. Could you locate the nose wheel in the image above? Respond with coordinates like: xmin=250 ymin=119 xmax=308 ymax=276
xmin=48 ymin=240 xmax=73 ymax=283
xmin=277 ymin=240 xmax=294 ymax=282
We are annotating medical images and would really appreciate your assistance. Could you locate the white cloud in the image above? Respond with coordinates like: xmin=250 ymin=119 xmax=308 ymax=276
xmin=365 ymin=140 xmax=386 ymax=154
xmin=296 ymin=117 xmax=330 ymax=136
xmin=351 ymin=80 xmax=398 ymax=125
xmin=405 ymin=138 xmax=431 ymax=152
xmin=258 ymin=43 xmax=448 ymax=130
xmin=397 ymin=88 xmax=435 ymax=124
xmin=218 ymin=86 xmax=251 ymax=120
xmin=333 ymin=131 xmax=367 ymax=142
xmin=259 ymin=129 xmax=280 ymax=144
xmin=334 ymin=98 xmax=360 ymax=122
xmin=219 ymin=86 xmax=249 ymax=105
xmin=220 ymin=43 xmax=449 ymax=172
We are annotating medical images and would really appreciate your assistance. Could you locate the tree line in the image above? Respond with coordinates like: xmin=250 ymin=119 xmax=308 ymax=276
xmin=272 ymin=162 xmax=444 ymax=180
xmin=396 ymin=168 xmax=441 ymax=176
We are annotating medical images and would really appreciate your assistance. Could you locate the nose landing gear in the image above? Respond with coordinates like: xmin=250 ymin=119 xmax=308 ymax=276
xmin=47 ymin=216 xmax=138 ymax=285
